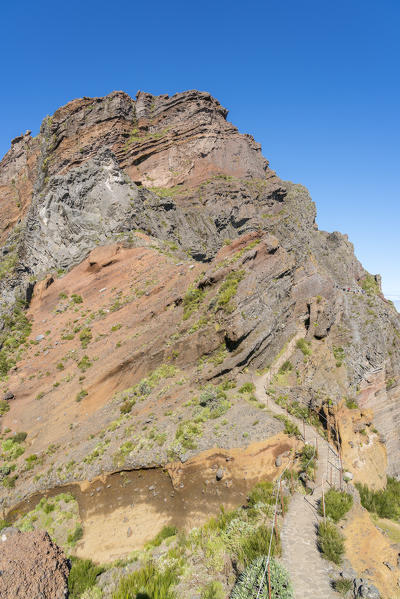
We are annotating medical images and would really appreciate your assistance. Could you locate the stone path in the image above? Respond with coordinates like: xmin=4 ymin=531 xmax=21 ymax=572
xmin=254 ymin=371 xmax=341 ymax=599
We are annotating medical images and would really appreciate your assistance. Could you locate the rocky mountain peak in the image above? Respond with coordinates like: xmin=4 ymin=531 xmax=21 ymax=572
xmin=0 ymin=89 xmax=399 ymax=599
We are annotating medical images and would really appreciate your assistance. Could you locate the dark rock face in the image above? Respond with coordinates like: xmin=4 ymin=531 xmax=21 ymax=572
xmin=0 ymin=529 xmax=70 ymax=599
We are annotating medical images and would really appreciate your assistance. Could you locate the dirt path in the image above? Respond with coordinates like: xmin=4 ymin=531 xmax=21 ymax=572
xmin=254 ymin=372 xmax=341 ymax=598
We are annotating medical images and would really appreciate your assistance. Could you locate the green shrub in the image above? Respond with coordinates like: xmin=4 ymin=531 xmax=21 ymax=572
xmin=71 ymin=294 xmax=83 ymax=304
xmin=215 ymin=270 xmax=245 ymax=313
xmin=333 ymin=578 xmax=353 ymax=595
xmin=183 ymin=286 xmax=205 ymax=320
xmin=239 ymin=382 xmax=255 ymax=394
xmin=345 ymin=397 xmax=358 ymax=409
xmin=332 ymin=346 xmax=345 ymax=367
xmin=274 ymin=414 xmax=301 ymax=438
xmin=67 ymin=524 xmax=83 ymax=545
xmin=231 ymin=556 xmax=293 ymax=599
xmin=361 ymin=274 xmax=380 ymax=296
xmin=0 ymin=400 xmax=10 ymax=415
xmin=79 ymin=328 xmax=92 ymax=348
xmin=296 ymin=338 xmax=311 ymax=356
xmin=355 ymin=477 xmax=400 ymax=520
xmin=175 ymin=420 xmax=202 ymax=449
xmin=112 ymin=562 xmax=177 ymax=599
xmin=248 ymin=481 xmax=275 ymax=508
xmin=78 ymin=355 xmax=92 ymax=372
xmin=10 ymin=431 xmax=27 ymax=443
xmin=146 ymin=525 xmax=177 ymax=548
xmin=0 ymin=299 xmax=32 ymax=376
xmin=321 ymin=489 xmax=353 ymax=522
xmin=1 ymin=438 xmax=24 ymax=459
xmin=201 ymin=581 xmax=225 ymax=599
xmin=299 ymin=444 xmax=317 ymax=479
xmin=278 ymin=360 xmax=293 ymax=374
xmin=76 ymin=389 xmax=88 ymax=402
xmin=68 ymin=557 xmax=104 ymax=599
xmin=317 ymin=521 xmax=345 ymax=564
xmin=235 ymin=525 xmax=280 ymax=568
xmin=0 ymin=519 xmax=10 ymax=531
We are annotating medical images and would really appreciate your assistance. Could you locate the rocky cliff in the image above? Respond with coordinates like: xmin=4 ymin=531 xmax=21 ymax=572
xmin=0 ymin=89 xmax=399 ymax=596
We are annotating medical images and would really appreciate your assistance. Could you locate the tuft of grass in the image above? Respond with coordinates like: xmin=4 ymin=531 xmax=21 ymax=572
xmin=247 ymin=481 xmax=275 ymax=508
xmin=231 ymin=556 xmax=293 ymax=599
xmin=0 ymin=518 xmax=10 ymax=531
xmin=355 ymin=477 xmax=400 ymax=520
xmin=68 ymin=557 xmax=105 ymax=599
xmin=67 ymin=524 xmax=83 ymax=545
xmin=345 ymin=397 xmax=358 ymax=409
xmin=112 ymin=562 xmax=177 ymax=599
xmin=273 ymin=414 xmax=301 ymax=438
xmin=0 ymin=299 xmax=32 ymax=376
xmin=200 ymin=581 xmax=225 ymax=599
xmin=320 ymin=489 xmax=353 ymax=522
xmin=332 ymin=346 xmax=345 ymax=368
xmin=76 ymin=389 xmax=88 ymax=402
xmin=175 ymin=420 xmax=202 ymax=449
xmin=0 ymin=399 xmax=10 ymax=415
xmin=317 ymin=521 xmax=345 ymax=564
xmin=239 ymin=382 xmax=255 ymax=394
xmin=296 ymin=338 xmax=312 ymax=356
xmin=79 ymin=328 xmax=92 ymax=349
xmin=183 ymin=286 xmax=205 ymax=320
xmin=215 ymin=270 xmax=244 ymax=313
xmin=235 ymin=524 xmax=281 ymax=568
xmin=278 ymin=360 xmax=293 ymax=374
xmin=78 ymin=355 xmax=92 ymax=372
xmin=361 ymin=274 xmax=380 ymax=296
xmin=333 ymin=578 xmax=353 ymax=595
xmin=146 ymin=525 xmax=177 ymax=548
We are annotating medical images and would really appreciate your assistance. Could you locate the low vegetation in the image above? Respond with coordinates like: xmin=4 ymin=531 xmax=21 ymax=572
xmin=273 ymin=414 xmax=301 ymax=438
xmin=333 ymin=578 xmax=353 ymax=596
xmin=0 ymin=298 xmax=32 ymax=376
xmin=117 ymin=364 xmax=178 ymax=414
xmin=183 ymin=286 xmax=205 ymax=320
xmin=332 ymin=346 xmax=345 ymax=368
xmin=361 ymin=274 xmax=380 ymax=296
xmin=215 ymin=270 xmax=245 ymax=314
xmin=112 ymin=562 xmax=177 ymax=599
xmin=356 ymin=477 xmax=400 ymax=520
xmin=317 ymin=521 xmax=345 ymax=564
xmin=296 ymin=338 xmax=312 ymax=356
xmin=16 ymin=493 xmax=82 ymax=550
xmin=320 ymin=489 xmax=353 ymax=522
xmin=231 ymin=556 xmax=293 ymax=599
xmin=68 ymin=557 xmax=105 ymax=599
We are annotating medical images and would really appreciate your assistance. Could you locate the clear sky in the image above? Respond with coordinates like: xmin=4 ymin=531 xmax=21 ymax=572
xmin=1 ymin=0 xmax=399 ymax=300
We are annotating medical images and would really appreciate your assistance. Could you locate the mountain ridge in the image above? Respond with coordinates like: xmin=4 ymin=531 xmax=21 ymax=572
xmin=0 ymin=89 xmax=399 ymax=599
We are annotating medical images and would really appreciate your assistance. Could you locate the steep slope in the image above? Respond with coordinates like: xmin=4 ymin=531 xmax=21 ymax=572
xmin=0 ymin=90 xmax=399 ymax=580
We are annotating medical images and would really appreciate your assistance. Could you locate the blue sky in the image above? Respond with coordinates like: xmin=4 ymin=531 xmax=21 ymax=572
xmin=1 ymin=0 xmax=399 ymax=300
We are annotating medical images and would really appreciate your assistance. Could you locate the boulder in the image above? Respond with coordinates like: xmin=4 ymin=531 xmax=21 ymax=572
xmin=0 ymin=529 xmax=70 ymax=599
xmin=354 ymin=578 xmax=381 ymax=599
xmin=216 ymin=467 xmax=224 ymax=481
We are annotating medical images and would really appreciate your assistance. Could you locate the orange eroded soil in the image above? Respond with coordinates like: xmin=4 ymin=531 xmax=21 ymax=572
xmin=2 ymin=242 xmax=204 ymax=454
xmin=344 ymin=505 xmax=400 ymax=599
